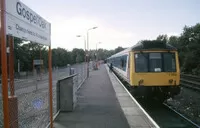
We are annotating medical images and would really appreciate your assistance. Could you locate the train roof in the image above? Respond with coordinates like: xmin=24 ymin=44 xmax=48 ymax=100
xmin=107 ymin=41 xmax=177 ymax=59
xmin=131 ymin=40 xmax=177 ymax=51
xmin=107 ymin=47 xmax=131 ymax=59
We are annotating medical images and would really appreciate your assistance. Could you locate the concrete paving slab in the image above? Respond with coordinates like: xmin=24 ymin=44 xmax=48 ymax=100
xmin=116 ymin=92 xmax=129 ymax=97
xmin=126 ymin=115 xmax=150 ymax=127
xmin=122 ymin=107 xmax=144 ymax=116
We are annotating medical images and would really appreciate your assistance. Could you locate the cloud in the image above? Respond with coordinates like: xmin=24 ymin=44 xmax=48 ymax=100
xmin=166 ymin=32 xmax=180 ymax=37
xmin=51 ymin=17 xmax=138 ymax=50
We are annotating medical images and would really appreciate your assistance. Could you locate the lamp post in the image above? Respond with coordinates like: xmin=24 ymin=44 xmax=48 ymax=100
xmin=95 ymin=42 xmax=101 ymax=70
xmin=96 ymin=42 xmax=101 ymax=60
xmin=96 ymin=42 xmax=101 ymax=52
xmin=76 ymin=35 xmax=86 ymax=62
xmin=86 ymin=27 xmax=98 ymax=78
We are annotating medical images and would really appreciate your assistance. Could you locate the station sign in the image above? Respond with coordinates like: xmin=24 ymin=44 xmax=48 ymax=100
xmin=5 ymin=0 xmax=51 ymax=46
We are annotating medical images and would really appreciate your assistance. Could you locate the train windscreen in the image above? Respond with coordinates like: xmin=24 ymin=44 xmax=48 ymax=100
xmin=135 ymin=52 xmax=176 ymax=72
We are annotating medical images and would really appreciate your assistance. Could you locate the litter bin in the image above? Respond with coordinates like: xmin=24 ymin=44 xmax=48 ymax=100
xmin=57 ymin=74 xmax=77 ymax=112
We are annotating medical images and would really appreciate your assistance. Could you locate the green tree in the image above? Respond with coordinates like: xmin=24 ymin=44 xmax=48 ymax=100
xmin=71 ymin=48 xmax=85 ymax=63
xmin=114 ymin=46 xmax=125 ymax=54
xmin=76 ymin=54 xmax=83 ymax=63
xmin=52 ymin=47 xmax=70 ymax=67
xmin=179 ymin=23 xmax=200 ymax=75
xmin=156 ymin=34 xmax=168 ymax=43
xmin=168 ymin=36 xmax=180 ymax=48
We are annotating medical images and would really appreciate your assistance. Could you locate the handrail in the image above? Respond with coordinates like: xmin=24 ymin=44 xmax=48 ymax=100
xmin=57 ymin=73 xmax=78 ymax=82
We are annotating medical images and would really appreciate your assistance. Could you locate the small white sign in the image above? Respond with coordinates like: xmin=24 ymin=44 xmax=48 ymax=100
xmin=155 ymin=68 xmax=161 ymax=72
xmin=6 ymin=47 xmax=10 ymax=53
xmin=135 ymin=54 xmax=138 ymax=58
xmin=5 ymin=0 xmax=51 ymax=46
xmin=33 ymin=60 xmax=43 ymax=65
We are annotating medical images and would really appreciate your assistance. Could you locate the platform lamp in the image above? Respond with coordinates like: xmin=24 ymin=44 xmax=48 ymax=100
xmin=86 ymin=26 xmax=98 ymax=78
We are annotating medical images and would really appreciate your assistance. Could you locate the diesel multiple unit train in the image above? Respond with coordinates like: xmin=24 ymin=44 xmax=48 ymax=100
xmin=107 ymin=40 xmax=180 ymax=102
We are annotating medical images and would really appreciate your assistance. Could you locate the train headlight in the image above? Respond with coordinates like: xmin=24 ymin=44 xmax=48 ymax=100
xmin=169 ymin=79 xmax=173 ymax=84
xmin=174 ymin=80 xmax=176 ymax=85
xmin=138 ymin=79 xmax=144 ymax=86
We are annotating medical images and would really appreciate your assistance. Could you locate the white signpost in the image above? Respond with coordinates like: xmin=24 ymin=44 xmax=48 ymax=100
xmin=5 ymin=0 xmax=51 ymax=45
xmin=0 ymin=0 xmax=53 ymax=127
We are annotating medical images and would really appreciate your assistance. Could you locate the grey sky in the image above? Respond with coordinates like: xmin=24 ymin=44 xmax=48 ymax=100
xmin=21 ymin=0 xmax=200 ymax=50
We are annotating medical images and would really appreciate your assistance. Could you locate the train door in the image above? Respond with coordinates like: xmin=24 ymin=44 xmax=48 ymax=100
xmin=127 ymin=53 xmax=130 ymax=82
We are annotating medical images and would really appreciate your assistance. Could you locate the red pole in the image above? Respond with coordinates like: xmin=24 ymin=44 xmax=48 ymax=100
xmin=48 ymin=46 xmax=53 ymax=128
xmin=0 ymin=0 xmax=10 ymax=127
xmin=9 ymin=36 xmax=15 ymax=96
xmin=8 ymin=37 xmax=18 ymax=128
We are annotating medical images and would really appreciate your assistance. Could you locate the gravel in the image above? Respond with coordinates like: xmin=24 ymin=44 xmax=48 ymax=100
xmin=166 ymin=87 xmax=200 ymax=126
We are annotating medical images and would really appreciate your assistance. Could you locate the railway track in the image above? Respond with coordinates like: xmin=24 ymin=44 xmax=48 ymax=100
xmin=138 ymin=99 xmax=199 ymax=128
xmin=163 ymin=103 xmax=200 ymax=128
xmin=181 ymin=74 xmax=200 ymax=91
xmin=112 ymin=71 xmax=200 ymax=128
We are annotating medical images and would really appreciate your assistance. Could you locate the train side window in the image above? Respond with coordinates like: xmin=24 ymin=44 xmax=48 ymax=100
xmin=135 ymin=53 xmax=148 ymax=72
xmin=121 ymin=58 xmax=124 ymax=68
xmin=123 ymin=55 xmax=127 ymax=71
xmin=116 ymin=57 xmax=121 ymax=68
xmin=121 ymin=55 xmax=127 ymax=71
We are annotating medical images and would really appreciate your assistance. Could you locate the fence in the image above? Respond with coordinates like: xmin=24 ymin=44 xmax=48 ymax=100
xmin=0 ymin=62 xmax=87 ymax=128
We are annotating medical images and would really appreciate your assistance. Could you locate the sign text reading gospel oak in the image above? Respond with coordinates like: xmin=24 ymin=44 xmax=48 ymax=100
xmin=16 ymin=2 xmax=47 ymax=29
xmin=5 ymin=0 xmax=51 ymax=46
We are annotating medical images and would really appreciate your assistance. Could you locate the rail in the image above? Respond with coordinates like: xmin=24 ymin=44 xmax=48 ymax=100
xmin=163 ymin=103 xmax=200 ymax=128
xmin=180 ymin=74 xmax=200 ymax=91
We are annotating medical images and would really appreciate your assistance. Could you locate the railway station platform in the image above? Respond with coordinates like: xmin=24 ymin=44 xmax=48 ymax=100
xmin=53 ymin=64 xmax=159 ymax=128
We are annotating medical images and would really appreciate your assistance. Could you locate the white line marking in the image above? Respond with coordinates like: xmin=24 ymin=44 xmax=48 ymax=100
xmin=45 ymin=110 xmax=60 ymax=128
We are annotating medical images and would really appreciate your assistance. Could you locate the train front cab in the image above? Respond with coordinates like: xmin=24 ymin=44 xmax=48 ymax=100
xmin=129 ymin=50 xmax=180 ymax=99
